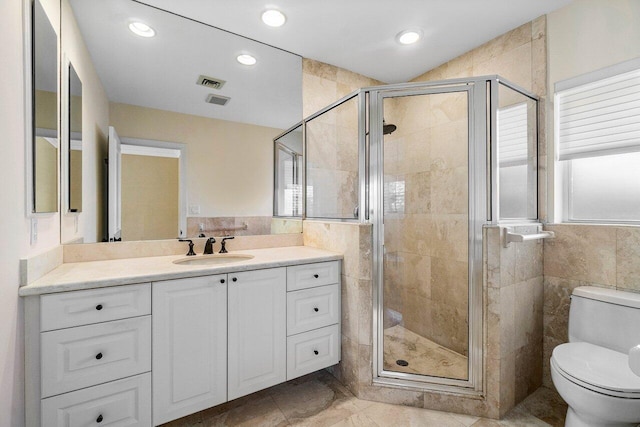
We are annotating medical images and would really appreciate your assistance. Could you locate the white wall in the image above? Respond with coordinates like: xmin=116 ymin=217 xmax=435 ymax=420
xmin=1 ymin=0 xmax=28 ymax=425
xmin=548 ymin=0 xmax=640 ymax=84
xmin=109 ymin=103 xmax=280 ymax=217
xmin=60 ymin=0 xmax=110 ymax=244
xmin=547 ymin=0 xmax=640 ymax=219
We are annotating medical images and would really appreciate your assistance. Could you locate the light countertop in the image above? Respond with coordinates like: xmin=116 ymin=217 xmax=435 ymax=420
xmin=19 ymin=246 xmax=342 ymax=296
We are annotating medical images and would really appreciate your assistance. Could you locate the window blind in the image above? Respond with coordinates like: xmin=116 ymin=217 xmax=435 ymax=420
xmin=557 ymin=68 xmax=640 ymax=161
xmin=497 ymin=103 xmax=529 ymax=166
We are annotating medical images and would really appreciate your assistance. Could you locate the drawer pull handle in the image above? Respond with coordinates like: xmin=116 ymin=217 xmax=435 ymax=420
xmin=96 ymin=304 xmax=103 ymax=311
xmin=232 ymin=277 xmax=237 ymax=282
xmin=314 ymin=350 xmax=319 ymax=355
xmin=313 ymin=274 xmax=319 ymax=278
xmin=95 ymin=352 xmax=103 ymax=360
xmin=96 ymin=414 xmax=103 ymax=423
xmin=314 ymin=307 xmax=319 ymax=312
xmin=220 ymin=279 xmax=226 ymax=284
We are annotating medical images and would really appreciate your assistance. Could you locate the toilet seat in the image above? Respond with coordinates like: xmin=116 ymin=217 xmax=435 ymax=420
xmin=552 ymin=342 xmax=640 ymax=399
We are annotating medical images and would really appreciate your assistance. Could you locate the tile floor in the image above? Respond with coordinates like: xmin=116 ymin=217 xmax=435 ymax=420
xmin=161 ymin=370 xmax=567 ymax=427
xmin=383 ymin=325 xmax=468 ymax=380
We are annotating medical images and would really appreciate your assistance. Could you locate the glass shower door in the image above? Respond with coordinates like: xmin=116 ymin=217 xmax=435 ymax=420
xmin=377 ymin=87 xmax=471 ymax=382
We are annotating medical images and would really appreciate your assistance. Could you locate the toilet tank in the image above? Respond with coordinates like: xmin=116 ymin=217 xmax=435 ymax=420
xmin=569 ymin=286 xmax=640 ymax=353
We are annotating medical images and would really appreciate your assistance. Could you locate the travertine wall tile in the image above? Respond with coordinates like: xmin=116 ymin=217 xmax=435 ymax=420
xmin=499 ymin=354 xmax=516 ymax=417
xmin=484 ymin=225 xmax=544 ymax=416
xmin=303 ymin=58 xmax=338 ymax=81
xmin=341 ymin=274 xmax=359 ymax=343
xmin=472 ymin=22 xmax=532 ymax=67
xmin=358 ymin=385 xmax=424 ymax=408
xmin=544 ymin=224 xmax=616 ymax=285
xmin=616 ymin=227 xmax=640 ymax=291
xmin=357 ymin=279 xmax=373 ymax=346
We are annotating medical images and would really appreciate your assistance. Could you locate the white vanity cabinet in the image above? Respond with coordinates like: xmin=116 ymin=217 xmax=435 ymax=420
xmin=227 ymin=268 xmax=287 ymax=400
xmin=24 ymin=257 xmax=341 ymax=427
xmin=25 ymin=283 xmax=152 ymax=427
xmin=285 ymin=262 xmax=341 ymax=380
xmin=152 ymin=274 xmax=227 ymax=425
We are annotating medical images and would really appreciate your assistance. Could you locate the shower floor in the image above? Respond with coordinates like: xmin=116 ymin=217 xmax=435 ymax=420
xmin=383 ymin=325 xmax=468 ymax=380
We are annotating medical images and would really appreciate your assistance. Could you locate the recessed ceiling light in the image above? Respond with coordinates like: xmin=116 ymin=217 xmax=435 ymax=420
xmin=237 ymin=54 xmax=257 ymax=66
xmin=261 ymin=9 xmax=286 ymax=27
xmin=129 ymin=21 xmax=155 ymax=38
xmin=397 ymin=29 xmax=422 ymax=45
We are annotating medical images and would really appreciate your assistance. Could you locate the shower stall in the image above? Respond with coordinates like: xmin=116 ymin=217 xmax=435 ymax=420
xmin=274 ymin=76 xmax=538 ymax=395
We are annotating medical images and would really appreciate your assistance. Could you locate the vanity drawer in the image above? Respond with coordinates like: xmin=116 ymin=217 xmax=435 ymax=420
xmin=287 ymin=324 xmax=340 ymax=380
xmin=287 ymin=284 xmax=340 ymax=336
xmin=40 ymin=283 xmax=151 ymax=331
xmin=41 ymin=316 xmax=151 ymax=398
xmin=41 ymin=373 xmax=151 ymax=427
xmin=287 ymin=261 xmax=340 ymax=291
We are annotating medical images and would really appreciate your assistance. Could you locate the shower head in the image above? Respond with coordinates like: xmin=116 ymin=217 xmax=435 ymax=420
xmin=383 ymin=120 xmax=397 ymax=135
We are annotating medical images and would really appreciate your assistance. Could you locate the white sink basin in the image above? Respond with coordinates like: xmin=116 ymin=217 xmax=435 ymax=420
xmin=173 ymin=254 xmax=254 ymax=266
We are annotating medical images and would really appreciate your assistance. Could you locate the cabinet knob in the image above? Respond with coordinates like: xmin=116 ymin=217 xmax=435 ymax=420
xmin=96 ymin=304 xmax=103 ymax=311
xmin=96 ymin=352 xmax=103 ymax=360
xmin=232 ymin=277 xmax=238 ymax=282
xmin=314 ymin=307 xmax=319 ymax=312
xmin=96 ymin=414 xmax=103 ymax=423
xmin=314 ymin=350 xmax=319 ymax=355
xmin=313 ymin=274 xmax=319 ymax=278
xmin=220 ymin=279 xmax=226 ymax=284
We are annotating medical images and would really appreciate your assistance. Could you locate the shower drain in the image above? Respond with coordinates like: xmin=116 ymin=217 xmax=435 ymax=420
xmin=396 ymin=359 xmax=409 ymax=367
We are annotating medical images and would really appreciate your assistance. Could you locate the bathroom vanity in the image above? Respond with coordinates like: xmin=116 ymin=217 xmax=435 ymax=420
xmin=20 ymin=247 xmax=342 ymax=427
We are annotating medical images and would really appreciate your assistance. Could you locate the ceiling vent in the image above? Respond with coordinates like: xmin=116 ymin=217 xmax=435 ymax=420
xmin=205 ymin=94 xmax=230 ymax=106
xmin=196 ymin=75 xmax=226 ymax=89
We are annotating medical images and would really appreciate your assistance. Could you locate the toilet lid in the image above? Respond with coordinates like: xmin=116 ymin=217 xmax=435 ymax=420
xmin=553 ymin=342 xmax=640 ymax=394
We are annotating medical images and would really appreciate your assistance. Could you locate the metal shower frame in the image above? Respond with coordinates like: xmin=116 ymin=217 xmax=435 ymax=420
xmin=273 ymin=75 xmax=539 ymax=395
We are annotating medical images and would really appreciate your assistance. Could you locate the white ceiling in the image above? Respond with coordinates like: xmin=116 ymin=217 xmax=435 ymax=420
xmin=69 ymin=0 xmax=302 ymax=129
xmin=71 ymin=0 xmax=572 ymax=130
xmin=142 ymin=0 xmax=572 ymax=84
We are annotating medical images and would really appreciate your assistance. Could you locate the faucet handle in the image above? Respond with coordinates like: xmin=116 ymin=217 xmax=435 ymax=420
xmin=219 ymin=236 xmax=235 ymax=254
xmin=179 ymin=239 xmax=196 ymax=256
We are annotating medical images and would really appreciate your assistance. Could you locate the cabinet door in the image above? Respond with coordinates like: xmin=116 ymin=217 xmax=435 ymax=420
xmin=228 ymin=268 xmax=286 ymax=400
xmin=153 ymin=275 xmax=227 ymax=425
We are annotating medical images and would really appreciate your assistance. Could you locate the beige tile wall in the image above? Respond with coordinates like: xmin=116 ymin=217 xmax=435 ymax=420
xmin=303 ymin=221 xmax=373 ymax=397
xmin=186 ymin=216 xmax=274 ymax=237
xmin=485 ymin=226 xmax=544 ymax=416
xmin=303 ymin=59 xmax=382 ymax=219
xmin=542 ymin=224 xmax=640 ymax=387
xmin=302 ymin=16 xmax=547 ymax=420
xmin=383 ymin=91 xmax=470 ymax=356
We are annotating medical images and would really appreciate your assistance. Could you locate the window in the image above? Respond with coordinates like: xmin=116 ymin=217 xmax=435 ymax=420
xmin=556 ymin=60 xmax=640 ymax=223
xmin=496 ymin=83 xmax=537 ymax=221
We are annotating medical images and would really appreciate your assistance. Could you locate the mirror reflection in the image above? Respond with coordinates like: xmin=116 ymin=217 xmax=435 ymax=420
xmin=68 ymin=63 xmax=82 ymax=213
xmin=274 ymin=126 xmax=303 ymax=218
xmin=61 ymin=0 xmax=303 ymax=243
xmin=33 ymin=0 xmax=58 ymax=213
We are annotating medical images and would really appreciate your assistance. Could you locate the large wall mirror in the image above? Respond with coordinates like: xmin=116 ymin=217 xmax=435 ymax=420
xmin=32 ymin=0 xmax=59 ymax=214
xmin=68 ymin=63 xmax=82 ymax=213
xmin=60 ymin=0 xmax=303 ymax=244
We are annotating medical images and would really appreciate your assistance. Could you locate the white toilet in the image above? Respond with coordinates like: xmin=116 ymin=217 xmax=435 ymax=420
xmin=551 ymin=286 xmax=640 ymax=427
